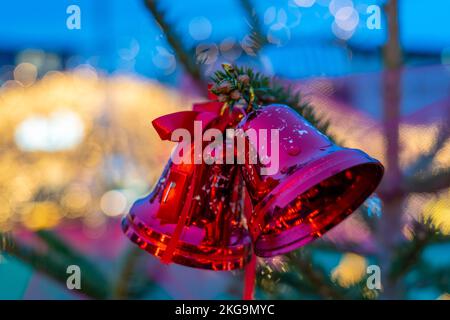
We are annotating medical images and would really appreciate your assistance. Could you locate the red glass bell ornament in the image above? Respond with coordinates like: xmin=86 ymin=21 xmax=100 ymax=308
xmin=122 ymin=103 xmax=252 ymax=270
xmin=239 ymin=104 xmax=384 ymax=257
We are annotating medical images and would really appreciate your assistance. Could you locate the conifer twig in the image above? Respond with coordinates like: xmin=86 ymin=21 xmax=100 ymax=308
xmin=389 ymin=218 xmax=449 ymax=281
xmin=113 ymin=245 xmax=156 ymax=299
xmin=210 ymin=64 xmax=331 ymax=137
xmin=404 ymin=124 xmax=449 ymax=177
xmin=144 ymin=0 xmax=205 ymax=89
xmin=288 ymin=250 xmax=346 ymax=300
xmin=404 ymin=168 xmax=450 ymax=194
xmin=239 ymin=0 xmax=267 ymax=56
xmin=5 ymin=235 xmax=110 ymax=299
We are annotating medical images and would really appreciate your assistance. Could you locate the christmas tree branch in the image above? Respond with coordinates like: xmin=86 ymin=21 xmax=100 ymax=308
xmin=389 ymin=218 xmax=449 ymax=281
xmin=239 ymin=0 xmax=267 ymax=56
xmin=4 ymin=233 xmax=110 ymax=299
xmin=404 ymin=168 xmax=450 ymax=194
xmin=143 ymin=0 xmax=204 ymax=87
xmin=404 ymin=124 xmax=449 ymax=177
xmin=0 ymin=232 xmax=13 ymax=252
xmin=35 ymin=230 xmax=111 ymax=292
xmin=407 ymin=261 xmax=450 ymax=293
xmin=113 ymin=245 xmax=156 ymax=299
xmin=310 ymin=240 xmax=377 ymax=257
xmin=289 ymin=250 xmax=346 ymax=300
xmin=36 ymin=230 xmax=91 ymax=263
xmin=211 ymin=64 xmax=332 ymax=138
xmin=258 ymin=255 xmax=343 ymax=300
xmin=264 ymin=271 xmax=321 ymax=299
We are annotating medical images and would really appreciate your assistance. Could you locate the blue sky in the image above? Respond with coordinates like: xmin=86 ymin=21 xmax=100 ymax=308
xmin=0 ymin=0 xmax=449 ymax=79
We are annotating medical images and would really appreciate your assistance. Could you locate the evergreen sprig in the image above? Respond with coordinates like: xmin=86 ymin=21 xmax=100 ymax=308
xmin=389 ymin=217 xmax=450 ymax=281
xmin=210 ymin=64 xmax=331 ymax=137
xmin=0 ymin=232 xmax=13 ymax=252
xmin=239 ymin=0 xmax=267 ymax=56
xmin=144 ymin=0 xmax=203 ymax=87
xmin=257 ymin=249 xmax=347 ymax=300
xmin=4 ymin=232 xmax=110 ymax=299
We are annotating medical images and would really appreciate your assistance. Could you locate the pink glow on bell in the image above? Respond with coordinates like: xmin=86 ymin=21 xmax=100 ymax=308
xmin=239 ymin=104 xmax=384 ymax=257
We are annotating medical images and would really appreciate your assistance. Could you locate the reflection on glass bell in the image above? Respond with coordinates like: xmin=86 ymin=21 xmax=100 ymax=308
xmin=239 ymin=104 xmax=384 ymax=257
xmin=122 ymin=105 xmax=252 ymax=270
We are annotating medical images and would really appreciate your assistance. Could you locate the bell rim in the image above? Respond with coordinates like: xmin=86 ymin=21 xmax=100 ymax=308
xmin=251 ymin=148 xmax=384 ymax=257
xmin=121 ymin=212 xmax=253 ymax=271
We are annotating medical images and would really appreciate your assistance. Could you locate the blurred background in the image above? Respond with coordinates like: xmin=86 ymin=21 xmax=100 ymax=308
xmin=0 ymin=0 xmax=449 ymax=299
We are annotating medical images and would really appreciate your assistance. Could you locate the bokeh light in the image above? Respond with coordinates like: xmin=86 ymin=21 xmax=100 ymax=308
xmin=0 ymin=70 xmax=187 ymax=232
xmin=100 ymin=190 xmax=128 ymax=217
xmin=293 ymin=0 xmax=316 ymax=8
xmin=13 ymin=62 xmax=37 ymax=87
xmin=334 ymin=6 xmax=359 ymax=32
xmin=220 ymin=37 xmax=243 ymax=61
xmin=422 ymin=191 xmax=450 ymax=235
xmin=152 ymin=46 xmax=177 ymax=74
xmin=188 ymin=16 xmax=212 ymax=41
xmin=267 ymin=24 xmax=291 ymax=47
xmin=331 ymin=253 xmax=367 ymax=287
xmin=196 ymin=43 xmax=219 ymax=64
xmin=15 ymin=110 xmax=85 ymax=152
xmin=329 ymin=0 xmax=354 ymax=16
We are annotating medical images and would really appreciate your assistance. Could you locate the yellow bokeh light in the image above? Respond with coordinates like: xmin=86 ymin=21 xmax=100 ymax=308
xmin=0 ymin=70 xmax=189 ymax=232
xmin=422 ymin=191 xmax=450 ymax=235
xmin=438 ymin=293 xmax=450 ymax=300
xmin=331 ymin=253 xmax=367 ymax=288
xmin=61 ymin=185 xmax=92 ymax=217
xmin=0 ymin=205 xmax=13 ymax=224
xmin=21 ymin=201 xmax=61 ymax=230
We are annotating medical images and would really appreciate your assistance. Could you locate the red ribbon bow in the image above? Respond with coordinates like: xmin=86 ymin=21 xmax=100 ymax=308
xmin=151 ymin=101 xmax=228 ymax=265
xmin=151 ymin=100 xmax=256 ymax=300
xmin=152 ymin=101 xmax=225 ymax=141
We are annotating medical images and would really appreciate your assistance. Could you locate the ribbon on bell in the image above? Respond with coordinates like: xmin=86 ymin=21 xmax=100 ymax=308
xmin=151 ymin=99 xmax=257 ymax=300
xmin=152 ymin=102 xmax=226 ymax=141
xmin=151 ymin=101 xmax=231 ymax=264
